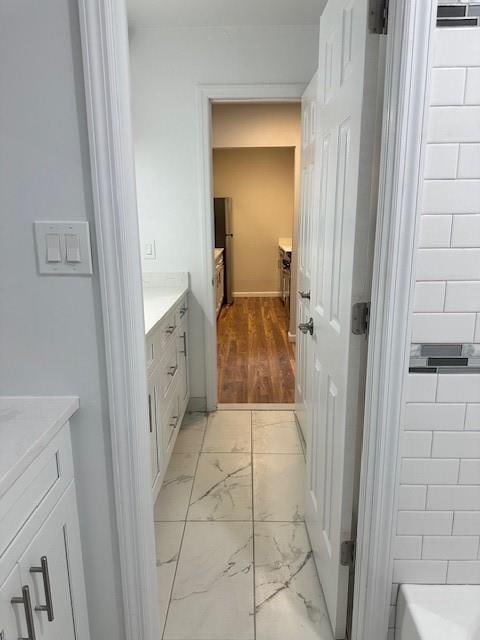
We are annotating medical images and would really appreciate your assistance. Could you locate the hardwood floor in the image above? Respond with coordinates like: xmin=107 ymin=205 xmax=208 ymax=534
xmin=217 ymin=297 xmax=295 ymax=403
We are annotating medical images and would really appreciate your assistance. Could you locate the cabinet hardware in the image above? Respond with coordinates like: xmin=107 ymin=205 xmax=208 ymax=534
xmin=165 ymin=325 xmax=175 ymax=335
xmin=169 ymin=415 xmax=179 ymax=428
xmin=11 ymin=585 xmax=36 ymax=640
xmin=299 ymin=290 xmax=311 ymax=299
xmin=298 ymin=318 xmax=314 ymax=336
xmin=180 ymin=332 xmax=187 ymax=357
xmin=148 ymin=393 xmax=153 ymax=433
xmin=168 ymin=365 xmax=178 ymax=376
xmin=180 ymin=307 xmax=188 ymax=317
xmin=340 ymin=540 xmax=356 ymax=568
xmin=30 ymin=556 xmax=54 ymax=622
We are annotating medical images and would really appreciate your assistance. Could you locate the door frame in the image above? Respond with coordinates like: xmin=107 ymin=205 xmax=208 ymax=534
xmin=197 ymin=83 xmax=305 ymax=412
xmin=77 ymin=2 xmax=436 ymax=640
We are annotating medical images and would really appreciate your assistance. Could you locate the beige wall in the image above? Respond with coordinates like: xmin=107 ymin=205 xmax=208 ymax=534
xmin=213 ymin=147 xmax=295 ymax=294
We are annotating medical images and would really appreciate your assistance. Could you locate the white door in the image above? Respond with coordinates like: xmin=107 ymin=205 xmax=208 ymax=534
xmin=305 ymin=0 xmax=380 ymax=637
xmin=18 ymin=485 xmax=90 ymax=640
xmin=295 ymin=72 xmax=318 ymax=442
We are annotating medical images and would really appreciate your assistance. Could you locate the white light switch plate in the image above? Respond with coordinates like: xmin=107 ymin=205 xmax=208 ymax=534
xmin=34 ymin=221 xmax=93 ymax=275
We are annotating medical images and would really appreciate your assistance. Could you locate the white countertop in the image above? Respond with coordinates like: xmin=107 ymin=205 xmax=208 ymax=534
xmin=143 ymin=286 xmax=188 ymax=336
xmin=0 ymin=396 xmax=79 ymax=497
xmin=214 ymin=248 xmax=224 ymax=261
xmin=279 ymin=237 xmax=292 ymax=253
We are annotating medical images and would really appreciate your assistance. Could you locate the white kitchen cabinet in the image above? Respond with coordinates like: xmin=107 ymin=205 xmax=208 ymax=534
xmin=145 ymin=290 xmax=190 ymax=500
xmin=0 ymin=398 xmax=89 ymax=640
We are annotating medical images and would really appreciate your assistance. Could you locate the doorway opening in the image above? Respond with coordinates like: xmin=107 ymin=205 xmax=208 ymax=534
xmin=211 ymin=102 xmax=301 ymax=406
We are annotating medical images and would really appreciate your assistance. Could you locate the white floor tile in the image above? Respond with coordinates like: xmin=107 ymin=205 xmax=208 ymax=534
xmin=154 ymin=453 xmax=197 ymax=521
xmin=255 ymin=522 xmax=333 ymax=640
xmin=188 ymin=453 xmax=252 ymax=521
xmin=252 ymin=411 xmax=302 ymax=454
xmin=154 ymin=522 xmax=184 ymax=633
xmin=253 ymin=454 xmax=305 ymax=521
xmin=173 ymin=413 xmax=207 ymax=453
xmin=163 ymin=521 xmax=254 ymax=640
xmin=202 ymin=410 xmax=252 ymax=453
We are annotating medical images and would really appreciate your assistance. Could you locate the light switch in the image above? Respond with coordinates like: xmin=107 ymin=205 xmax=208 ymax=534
xmin=46 ymin=233 xmax=62 ymax=263
xmin=65 ymin=233 xmax=81 ymax=263
xmin=34 ymin=221 xmax=93 ymax=275
xmin=144 ymin=241 xmax=156 ymax=260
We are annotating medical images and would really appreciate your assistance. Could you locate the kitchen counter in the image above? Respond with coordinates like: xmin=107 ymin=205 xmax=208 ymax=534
xmin=0 ymin=396 xmax=79 ymax=497
xmin=279 ymin=237 xmax=292 ymax=253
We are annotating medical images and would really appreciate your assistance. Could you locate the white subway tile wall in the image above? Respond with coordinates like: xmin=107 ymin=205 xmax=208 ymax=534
xmin=392 ymin=22 xmax=480 ymax=634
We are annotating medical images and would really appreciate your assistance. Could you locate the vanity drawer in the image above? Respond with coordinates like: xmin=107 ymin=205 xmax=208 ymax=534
xmin=159 ymin=339 xmax=179 ymax=399
xmin=0 ymin=427 xmax=73 ymax=560
xmin=146 ymin=310 xmax=177 ymax=369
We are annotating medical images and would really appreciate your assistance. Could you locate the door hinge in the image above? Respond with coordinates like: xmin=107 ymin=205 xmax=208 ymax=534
xmin=351 ymin=302 xmax=370 ymax=336
xmin=340 ymin=540 xmax=356 ymax=568
xmin=369 ymin=0 xmax=389 ymax=34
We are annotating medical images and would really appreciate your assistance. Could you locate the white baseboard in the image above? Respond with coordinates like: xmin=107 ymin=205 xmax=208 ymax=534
xmin=233 ymin=291 xmax=281 ymax=298
xmin=288 ymin=331 xmax=296 ymax=343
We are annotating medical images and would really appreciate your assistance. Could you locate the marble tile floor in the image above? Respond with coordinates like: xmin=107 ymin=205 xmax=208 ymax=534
xmin=154 ymin=410 xmax=334 ymax=640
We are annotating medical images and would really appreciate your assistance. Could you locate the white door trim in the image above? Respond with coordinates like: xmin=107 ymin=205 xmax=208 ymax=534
xmin=77 ymin=2 xmax=160 ymax=640
xmin=352 ymin=1 xmax=436 ymax=639
xmin=76 ymin=1 xmax=435 ymax=639
xmin=196 ymin=83 xmax=305 ymax=412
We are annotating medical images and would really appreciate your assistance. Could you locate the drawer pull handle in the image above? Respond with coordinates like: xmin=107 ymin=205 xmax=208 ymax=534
xmin=166 ymin=325 xmax=176 ymax=335
xmin=148 ymin=393 xmax=153 ymax=433
xmin=180 ymin=332 xmax=187 ymax=356
xmin=30 ymin=556 xmax=54 ymax=622
xmin=11 ymin=585 xmax=36 ymax=640
xmin=168 ymin=365 xmax=178 ymax=376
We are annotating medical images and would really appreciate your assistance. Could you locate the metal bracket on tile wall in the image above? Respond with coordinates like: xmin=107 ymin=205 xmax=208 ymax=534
xmin=436 ymin=3 xmax=480 ymax=27
xmin=409 ymin=344 xmax=480 ymax=373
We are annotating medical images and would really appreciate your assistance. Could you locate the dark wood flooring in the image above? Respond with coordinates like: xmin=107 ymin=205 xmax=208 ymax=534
xmin=217 ymin=297 xmax=295 ymax=404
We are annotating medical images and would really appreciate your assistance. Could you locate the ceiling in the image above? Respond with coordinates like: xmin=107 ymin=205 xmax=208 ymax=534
xmin=126 ymin=0 xmax=325 ymax=28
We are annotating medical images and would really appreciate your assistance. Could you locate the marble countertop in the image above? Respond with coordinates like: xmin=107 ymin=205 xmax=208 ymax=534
xmin=214 ymin=248 xmax=224 ymax=261
xmin=278 ymin=237 xmax=292 ymax=253
xmin=0 ymin=396 xmax=79 ymax=497
xmin=143 ymin=286 xmax=188 ymax=336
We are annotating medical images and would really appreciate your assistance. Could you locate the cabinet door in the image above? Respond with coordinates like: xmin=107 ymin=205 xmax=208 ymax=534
xmin=148 ymin=372 xmax=159 ymax=487
xmin=18 ymin=485 xmax=89 ymax=640
xmin=0 ymin=566 xmax=26 ymax=640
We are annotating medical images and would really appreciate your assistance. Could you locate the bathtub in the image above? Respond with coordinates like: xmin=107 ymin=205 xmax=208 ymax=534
xmin=396 ymin=584 xmax=480 ymax=640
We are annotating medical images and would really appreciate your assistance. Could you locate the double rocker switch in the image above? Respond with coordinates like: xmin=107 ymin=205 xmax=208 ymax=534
xmin=46 ymin=233 xmax=81 ymax=264
xmin=34 ymin=221 xmax=93 ymax=275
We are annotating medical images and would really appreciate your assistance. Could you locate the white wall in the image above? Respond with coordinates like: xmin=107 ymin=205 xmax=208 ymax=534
xmin=129 ymin=25 xmax=319 ymax=399
xmin=391 ymin=23 xmax=480 ymax=637
xmin=0 ymin=2 xmax=124 ymax=639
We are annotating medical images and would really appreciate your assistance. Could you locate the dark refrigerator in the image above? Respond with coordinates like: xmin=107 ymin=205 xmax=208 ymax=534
xmin=214 ymin=197 xmax=234 ymax=305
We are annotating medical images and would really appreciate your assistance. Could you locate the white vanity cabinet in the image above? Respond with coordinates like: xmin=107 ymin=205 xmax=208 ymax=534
xmin=145 ymin=290 xmax=190 ymax=499
xmin=0 ymin=398 xmax=89 ymax=640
